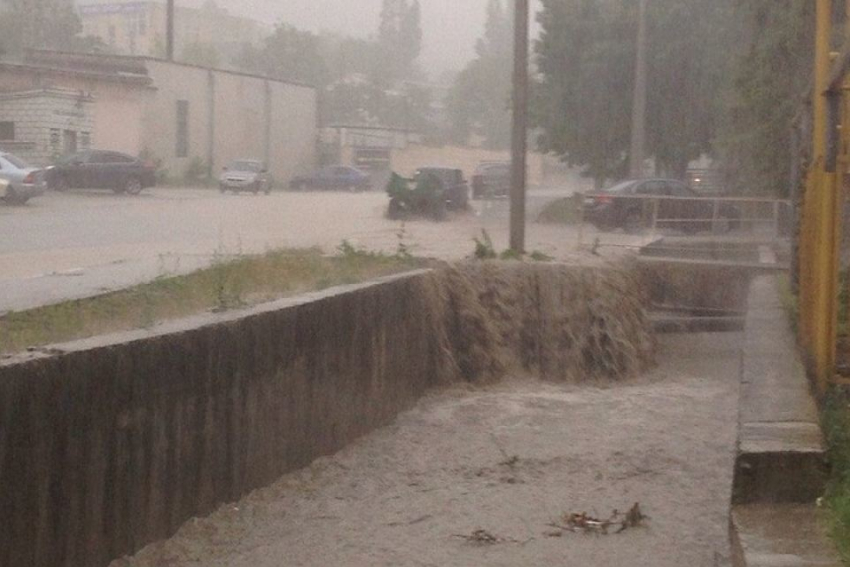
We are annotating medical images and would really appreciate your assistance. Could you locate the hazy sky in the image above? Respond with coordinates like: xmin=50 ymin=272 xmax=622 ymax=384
xmin=199 ymin=0 xmax=541 ymax=77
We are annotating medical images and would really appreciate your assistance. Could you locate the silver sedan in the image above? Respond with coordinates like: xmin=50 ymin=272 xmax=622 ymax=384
xmin=219 ymin=159 xmax=273 ymax=194
xmin=0 ymin=152 xmax=46 ymax=204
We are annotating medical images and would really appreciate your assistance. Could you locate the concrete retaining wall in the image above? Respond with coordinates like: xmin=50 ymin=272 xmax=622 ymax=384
xmin=0 ymin=272 xmax=444 ymax=567
xmin=0 ymin=263 xmax=653 ymax=567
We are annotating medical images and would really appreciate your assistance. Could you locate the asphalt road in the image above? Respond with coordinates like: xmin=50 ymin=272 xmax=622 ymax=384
xmin=0 ymin=185 xmax=640 ymax=313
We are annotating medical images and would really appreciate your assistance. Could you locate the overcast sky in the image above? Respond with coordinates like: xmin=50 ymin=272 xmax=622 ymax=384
xmin=205 ymin=0 xmax=541 ymax=77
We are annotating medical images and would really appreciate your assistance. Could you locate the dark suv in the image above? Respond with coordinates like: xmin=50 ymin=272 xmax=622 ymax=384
xmin=47 ymin=150 xmax=157 ymax=194
xmin=414 ymin=167 xmax=470 ymax=211
xmin=584 ymin=178 xmax=740 ymax=233
xmin=472 ymin=162 xmax=510 ymax=199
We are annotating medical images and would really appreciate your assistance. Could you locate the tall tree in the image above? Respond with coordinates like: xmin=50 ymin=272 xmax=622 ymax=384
xmin=0 ymin=0 xmax=99 ymax=54
xmin=181 ymin=41 xmax=220 ymax=68
xmin=645 ymin=0 xmax=737 ymax=176
xmin=716 ymin=0 xmax=813 ymax=196
xmin=377 ymin=0 xmax=423 ymax=82
xmin=534 ymin=0 xmax=633 ymax=183
xmin=319 ymin=35 xmax=381 ymax=82
xmin=235 ymin=24 xmax=330 ymax=87
xmin=401 ymin=0 xmax=422 ymax=73
xmin=534 ymin=0 xmax=740 ymax=185
xmin=445 ymin=0 xmax=513 ymax=148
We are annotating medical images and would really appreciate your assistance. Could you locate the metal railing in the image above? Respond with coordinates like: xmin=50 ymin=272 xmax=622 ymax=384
xmin=575 ymin=193 xmax=792 ymax=253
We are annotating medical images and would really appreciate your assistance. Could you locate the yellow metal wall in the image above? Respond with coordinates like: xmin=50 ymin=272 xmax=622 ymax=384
xmin=798 ymin=0 xmax=843 ymax=391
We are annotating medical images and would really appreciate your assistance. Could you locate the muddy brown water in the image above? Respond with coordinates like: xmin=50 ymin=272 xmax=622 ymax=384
xmin=113 ymin=333 xmax=740 ymax=567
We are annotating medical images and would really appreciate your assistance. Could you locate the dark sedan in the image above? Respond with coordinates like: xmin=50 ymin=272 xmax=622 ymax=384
xmin=47 ymin=150 xmax=157 ymax=195
xmin=289 ymin=166 xmax=371 ymax=191
xmin=584 ymin=178 xmax=740 ymax=233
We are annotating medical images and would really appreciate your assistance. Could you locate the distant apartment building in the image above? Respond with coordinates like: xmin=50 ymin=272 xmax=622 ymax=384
xmin=76 ymin=0 xmax=269 ymax=60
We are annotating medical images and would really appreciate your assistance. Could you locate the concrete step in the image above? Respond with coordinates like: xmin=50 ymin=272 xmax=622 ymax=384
xmin=730 ymin=503 xmax=841 ymax=567
xmin=732 ymin=421 xmax=829 ymax=505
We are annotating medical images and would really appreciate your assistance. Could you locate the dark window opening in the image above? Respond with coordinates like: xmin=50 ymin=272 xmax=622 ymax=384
xmin=176 ymin=100 xmax=189 ymax=158
xmin=0 ymin=122 xmax=14 ymax=140
xmin=63 ymin=130 xmax=77 ymax=155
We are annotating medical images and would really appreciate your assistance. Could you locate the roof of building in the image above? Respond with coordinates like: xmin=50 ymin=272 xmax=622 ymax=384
xmin=324 ymin=124 xmax=417 ymax=133
xmin=24 ymin=49 xmax=316 ymax=91
xmin=0 ymin=87 xmax=96 ymax=102
xmin=0 ymin=58 xmax=154 ymax=88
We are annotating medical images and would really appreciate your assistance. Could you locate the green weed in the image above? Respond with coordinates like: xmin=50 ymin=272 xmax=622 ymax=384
xmin=0 ymin=246 xmax=421 ymax=355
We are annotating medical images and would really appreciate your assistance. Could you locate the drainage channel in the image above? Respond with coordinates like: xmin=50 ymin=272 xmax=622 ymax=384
xmin=639 ymin=238 xmax=763 ymax=334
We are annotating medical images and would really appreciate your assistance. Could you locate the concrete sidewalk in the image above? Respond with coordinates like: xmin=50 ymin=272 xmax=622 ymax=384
xmin=730 ymin=276 xmax=839 ymax=566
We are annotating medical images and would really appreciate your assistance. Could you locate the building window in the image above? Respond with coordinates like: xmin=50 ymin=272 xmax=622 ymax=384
xmin=50 ymin=129 xmax=61 ymax=155
xmin=63 ymin=130 xmax=77 ymax=155
xmin=176 ymin=100 xmax=189 ymax=158
xmin=80 ymin=132 xmax=91 ymax=150
xmin=0 ymin=122 xmax=14 ymax=141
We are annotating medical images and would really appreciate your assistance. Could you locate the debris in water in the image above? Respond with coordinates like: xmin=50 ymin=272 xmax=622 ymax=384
xmin=490 ymin=432 xmax=520 ymax=468
xmin=617 ymin=502 xmax=646 ymax=533
xmin=454 ymin=529 xmax=502 ymax=545
xmin=453 ymin=529 xmax=531 ymax=545
xmin=500 ymin=455 xmax=520 ymax=468
xmin=548 ymin=503 xmax=647 ymax=535
xmin=591 ymin=237 xmax=601 ymax=256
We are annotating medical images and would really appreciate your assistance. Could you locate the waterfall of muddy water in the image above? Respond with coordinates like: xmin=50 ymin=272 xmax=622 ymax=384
xmin=417 ymin=260 xmax=657 ymax=384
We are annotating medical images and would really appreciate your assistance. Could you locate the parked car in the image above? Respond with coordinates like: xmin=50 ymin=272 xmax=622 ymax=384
xmin=413 ymin=167 xmax=470 ymax=212
xmin=0 ymin=151 xmax=46 ymax=205
xmin=583 ymin=178 xmax=740 ymax=233
xmin=219 ymin=159 xmax=272 ymax=194
xmin=289 ymin=166 xmax=371 ymax=191
xmin=472 ymin=161 xmax=511 ymax=199
xmin=46 ymin=150 xmax=156 ymax=194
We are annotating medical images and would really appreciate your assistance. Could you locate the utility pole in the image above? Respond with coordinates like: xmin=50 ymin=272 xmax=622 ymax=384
xmin=629 ymin=0 xmax=648 ymax=179
xmin=510 ymin=0 xmax=529 ymax=253
xmin=166 ymin=0 xmax=175 ymax=61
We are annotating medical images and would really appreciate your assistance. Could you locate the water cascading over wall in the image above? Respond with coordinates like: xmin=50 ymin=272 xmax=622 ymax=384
xmin=0 ymin=261 xmax=655 ymax=567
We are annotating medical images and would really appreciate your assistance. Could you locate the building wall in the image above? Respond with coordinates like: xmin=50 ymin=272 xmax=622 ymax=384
xmin=78 ymin=1 xmax=156 ymax=55
xmin=346 ymin=143 xmax=545 ymax=186
xmin=266 ymin=78 xmax=318 ymax=181
xmin=0 ymin=58 xmax=316 ymax=179
xmin=142 ymin=60 xmax=317 ymax=182
xmin=78 ymin=1 xmax=269 ymax=58
xmin=0 ymin=64 xmax=149 ymax=162
xmin=0 ymin=90 xmax=95 ymax=165
xmin=139 ymin=61 xmax=210 ymax=177
xmin=88 ymin=82 xmax=148 ymax=156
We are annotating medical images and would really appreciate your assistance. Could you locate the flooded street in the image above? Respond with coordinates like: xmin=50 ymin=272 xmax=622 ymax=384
xmin=114 ymin=333 xmax=740 ymax=567
xmin=0 ymin=186 xmax=643 ymax=313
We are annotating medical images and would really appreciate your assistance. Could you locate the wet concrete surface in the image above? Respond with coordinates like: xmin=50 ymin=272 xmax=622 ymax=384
xmin=729 ymin=276 xmax=838 ymax=565
xmin=0 ymin=186 xmax=644 ymax=313
xmin=732 ymin=504 xmax=841 ymax=567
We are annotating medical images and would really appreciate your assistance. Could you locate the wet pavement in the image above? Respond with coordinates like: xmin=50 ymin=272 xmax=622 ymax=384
xmin=0 ymin=186 xmax=642 ymax=313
